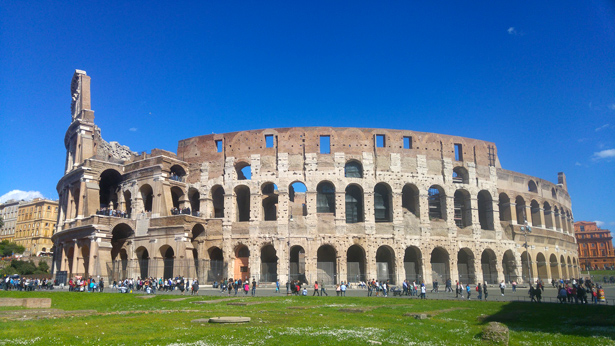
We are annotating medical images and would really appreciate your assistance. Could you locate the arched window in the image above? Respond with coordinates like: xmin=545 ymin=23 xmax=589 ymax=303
xmin=345 ymin=184 xmax=364 ymax=223
xmin=428 ymin=186 xmax=446 ymax=221
xmin=235 ymin=186 xmax=250 ymax=222
xmin=452 ymin=167 xmax=469 ymax=184
xmin=262 ymin=183 xmax=278 ymax=221
xmin=170 ymin=165 xmax=186 ymax=182
xmin=317 ymin=182 xmax=336 ymax=214
xmin=528 ymin=180 xmax=537 ymax=193
xmin=236 ymin=162 xmax=251 ymax=180
xmin=454 ymin=189 xmax=471 ymax=228
xmin=515 ymin=196 xmax=526 ymax=224
xmin=289 ymin=182 xmax=307 ymax=217
xmin=211 ymin=185 xmax=225 ymax=218
xmin=99 ymin=169 xmax=122 ymax=209
xmin=477 ymin=190 xmax=494 ymax=230
xmin=498 ymin=193 xmax=511 ymax=222
xmin=374 ymin=183 xmax=392 ymax=222
xmin=530 ymin=200 xmax=541 ymax=227
xmin=402 ymin=184 xmax=420 ymax=218
xmin=344 ymin=161 xmax=363 ymax=178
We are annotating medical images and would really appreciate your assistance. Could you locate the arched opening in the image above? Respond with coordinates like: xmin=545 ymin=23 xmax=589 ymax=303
xmin=317 ymin=181 xmax=336 ymax=214
xmin=481 ymin=249 xmax=498 ymax=284
xmin=376 ymin=246 xmax=396 ymax=284
xmin=530 ymin=200 xmax=541 ymax=227
xmin=290 ymin=245 xmax=306 ymax=283
xmin=374 ymin=183 xmax=392 ymax=222
xmin=454 ymin=189 xmax=472 ymax=228
xmin=72 ymin=186 xmax=80 ymax=218
xmin=81 ymin=245 xmax=90 ymax=277
xmin=498 ymin=193 xmax=511 ymax=222
xmin=346 ymin=245 xmax=366 ymax=282
xmin=554 ymin=206 xmax=562 ymax=231
xmin=528 ymin=180 xmax=537 ymax=193
xmin=543 ymin=202 xmax=553 ymax=229
xmin=478 ymin=190 xmax=494 ymax=230
xmin=428 ymin=185 xmax=446 ymax=221
xmin=140 ymin=184 xmax=153 ymax=213
xmin=170 ymin=165 xmax=186 ymax=182
xmin=123 ymin=190 xmax=132 ymax=216
xmin=457 ymin=248 xmax=476 ymax=284
xmin=136 ymin=246 xmax=150 ymax=279
xmin=191 ymin=223 xmax=205 ymax=241
xmin=261 ymin=183 xmax=278 ymax=221
xmin=211 ymin=185 xmax=225 ymax=218
xmin=161 ymin=246 xmax=175 ymax=279
xmin=344 ymin=160 xmax=363 ymax=178
xmin=260 ymin=244 xmax=277 ymax=282
xmin=317 ymin=245 xmax=337 ymax=285
xmin=404 ymin=246 xmax=422 ymax=282
xmin=536 ymin=253 xmax=548 ymax=281
xmin=99 ymin=169 xmax=122 ymax=209
xmin=66 ymin=247 xmax=74 ymax=276
xmin=234 ymin=245 xmax=250 ymax=281
xmin=567 ymin=256 xmax=572 ymax=276
xmin=430 ymin=247 xmax=450 ymax=284
xmin=170 ymin=186 xmax=185 ymax=210
xmin=402 ymin=184 xmax=420 ymax=218
xmin=345 ymin=184 xmax=364 ymax=223
xmin=235 ymin=162 xmax=251 ymax=180
xmin=560 ymin=255 xmax=567 ymax=279
xmin=235 ymin=185 xmax=251 ymax=222
xmin=502 ymin=250 xmax=518 ymax=283
xmin=289 ymin=182 xmax=307 ymax=218
xmin=549 ymin=254 xmax=560 ymax=280
xmin=452 ymin=166 xmax=469 ymax=184
xmin=515 ymin=196 xmax=526 ymax=224
xmin=521 ymin=251 xmax=531 ymax=283
xmin=189 ymin=188 xmax=200 ymax=215
xmin=208 ymin=247 xmax=224 ymax=282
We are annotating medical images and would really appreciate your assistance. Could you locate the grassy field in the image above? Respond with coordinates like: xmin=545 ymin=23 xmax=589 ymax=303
xmin=0 ymin=291 xmax=614 ymax=345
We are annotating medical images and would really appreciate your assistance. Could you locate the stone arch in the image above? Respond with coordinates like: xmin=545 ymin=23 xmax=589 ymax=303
xmin=554 ymin=206 xmax=562 ymax=230
xmin=207 ymin=246 xmax=224 ymax=282
xmin=170 ymin=186 xmax=185 ymax=210
xmin=374 ymin=182 xmax=392 ymax=222
xmin=211 ymin=185 xmax=225 ymax=218
xmin=430 ymin=247 xmax=450 ymax=284
xmin=159 ymin=245 xmax=175 ymax=279
xmin=260 ymin=244 xmax=277 ymax=282
xmin=481 ymin=249 xmax=498 ymax=284
xmin=457 ymin=247 xmax=476 ymax=284
xmin=521 ymin=251 xmax=531 ymax=282
xmin=191 ymin=223 xmax=205 ymax=241
xmin=404 ymin=246 xmax=422 ymax=282
xmin=402 ymin=184 xmax=420 ymax=218
xmin=530 ymin=200 xmax=541 ymax=227
xmin=477 ymin=190 xmax=494 ymax=230
xmin=317 ymin=244 xmax=337 ymax=285
xmin=536 ymin=252 xmax=548 ymax=281
xmin=66 ymin=246 xmax=74 ymax=276
xmin=502 ymin=249 xmax=518 ymax=282
xmin=452 ymin=166 xmax=469 ymax=184
xmin=111 ymin=223 xmax=134 ymax=260
xmin=549 ymin=253 xmax=560 ymax=280
xmin=290 ymin=245 xmax=306 ymax=283
xmin=515 ymin=196 xmax=526 ymax=224
xmin=498 ymin=193 xmax=511 ymax=222
xmin=345 ymin=184 xmax=364 ymax=223
xmin=317 ymin=181 xmax=336 ymax=214
xmin=123 ymin=190 xmax=132 ymax=215
xmin=376 ymin=245 xmax=396 ymax=284
xmin=135 ymin=246 xmax=150 ymax=279
xmin=551 ymin=188 xmax=557 ymax=199
xmin=346 ymin=244 xmax=366 ymax=282
xmin=81 ymin=244 xmax=90 ymax=277
xmin=528 ymin=180 xmax=538 ymax=193
xmin=261 ymin=182 xmax=278 ymax=221
xmin=188 ymin=188 xmax=200 ymax=214
xmin=234 ymin=185 xmax=250 ymax=222
xmin=289 ymin=181 xmax=307 ymax=218
xmin=454 ymin=189 xmax=472 ymax=228
xmin=344 ymin=160 xmax=363 ymax=178
xmin=560 ymin=255 xmax=567 ymax=279
xmin=99 ymin=169 xmax=122 ymax=209
xmin=170 ymin=164 xmax=187 ymax=181
xmin=567 ymin=256 xmax=572 ymax=276
xmin=234 ymin=244 xmax=250 ymax=281
xmin=235 ymin=161 xmax=251 ymax=180
xmin=139 ymin=184 xmax=153 ymax=213
xmin=543 ymin=202 xmax=553 ymax=229
xmin=428 ymin=185 xmax=446 ymax=221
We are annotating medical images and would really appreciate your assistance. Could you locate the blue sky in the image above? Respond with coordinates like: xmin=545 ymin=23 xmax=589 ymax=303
xmin=1 ymin=1 xmax=614 ymax=230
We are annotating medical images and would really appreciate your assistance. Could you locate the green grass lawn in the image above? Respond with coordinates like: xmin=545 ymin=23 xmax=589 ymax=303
xmin=0 ymin=291 xmax=613 ymax=345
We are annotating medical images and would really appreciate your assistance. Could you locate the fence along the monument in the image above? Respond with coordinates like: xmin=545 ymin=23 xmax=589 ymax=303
xmin=106 ymin=259 xmax=227 ymax=283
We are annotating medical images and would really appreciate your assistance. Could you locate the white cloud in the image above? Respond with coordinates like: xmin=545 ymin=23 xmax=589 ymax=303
xmin=129 ymin=127 xmax=137 ymax=132
xmin=507 ymin=27 xmax=517 ymax=35
xmin=595 ymin=221 xmax=605 ymax=227
xmin=595 ymin=124 xmax=611 ymax=132
xmin=0 ymin=190 xmax=44 ymax=203
xmin=609 ymin=104 xmax=615 ymax=111
xmin=574 ymin=162 xmax=582 ymax=166
xmin=592 ymin=148 xmax=615 ymax=160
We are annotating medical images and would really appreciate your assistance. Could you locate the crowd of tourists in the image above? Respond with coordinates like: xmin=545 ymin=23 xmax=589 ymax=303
xmin=216 ymin=277 xmax=258 ymax=296
xmin=96 ymin=207 xmax=130 ymax=218
xmin=1 ymin=275 xmax=54 ymax=291
xmin=170 ymin=207 xmax=198 ymax=216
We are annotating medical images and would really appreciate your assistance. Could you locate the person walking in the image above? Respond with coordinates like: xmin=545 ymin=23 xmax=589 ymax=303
xmin=320 ymin=282 xmax=328 ymax=296
xmin=251 ymin=279 xmax=256 ymax=297
xmin=420 ymin=281 xmax=426 ymax=299
xmin=477 ymin=283 xmax=482 ymax=300
xmin=483 ymin=282 xmax=488 ymax=301
xmin=341 ymin=282 xmax=347 ymax=296
xmin=499 ymin=280 xmax=506 ymax=296
xmin=466 ymin=283 xmax=471 ymax=300
xmin=275 ymin=280 xmax=280 ymax=293
xmin=313 ymin=281 xmax=320 ymax=296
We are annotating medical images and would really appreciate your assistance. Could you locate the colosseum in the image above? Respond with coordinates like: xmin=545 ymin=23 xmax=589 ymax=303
xmin=52 ymin=70 xmax=580 ymax=286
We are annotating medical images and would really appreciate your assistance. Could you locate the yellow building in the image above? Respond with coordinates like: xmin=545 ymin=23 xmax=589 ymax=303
xmin=15 ymin=198 xmax=58 ymax=256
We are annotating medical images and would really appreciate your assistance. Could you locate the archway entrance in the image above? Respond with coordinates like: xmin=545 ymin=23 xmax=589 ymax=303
xmin=481 ymin=249 xmax=498 ymax=284
xmin=208 ymin=247 xmax=224 ymax=282
xmin=457 ymin=248 xmax=476 ymax=284
xmin=162 ymin=246 xmax=174 ymax=279
xmin=346 ymin=245 xmax=366 ymax=282
xmin=376 ymin=246 xmax=396 ymax=284
xmin=550 ymin=254 xmax=560 ymax=280
xmin=502 ymin=250 xmax=518 ymax=282
xmin=536 ymin=253 xmax=548 ymax=281
xmin=317 ymin=245 xmax=337 ymax=285
xmin=234 ymin=245 xmax=250 ymax=281
xmin=136 ymin=247 xmax=149 ymax=279
xmin=290 ymin=245 xmax=306 ymax=283
xmin=430 ymin=247 xmax=450 ymax=284
xmin=260 ymin=244 xmax=277 ymax=282
xmin=404 ymin=246 xmax=422 ymax=282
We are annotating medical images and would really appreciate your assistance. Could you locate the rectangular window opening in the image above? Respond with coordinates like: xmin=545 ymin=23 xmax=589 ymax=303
xmin=320 ymin=135 xmax=331 ymax=154
xmin=215 ymin=140 xmax=223 ymax=153
xmin=265 ymin=134 xmax=274 ymax=148
xmin=376 ymin=134 xmax=386 ymax=148
xmin=403 ymin=136 xmax=412 ymax=149
xmin=454 ymin=143 xmax=463 ymax=161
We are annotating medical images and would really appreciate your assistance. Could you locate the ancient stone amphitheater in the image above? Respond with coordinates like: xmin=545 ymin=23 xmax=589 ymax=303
xmin=52 ymin=70 xmax=579 ymax=286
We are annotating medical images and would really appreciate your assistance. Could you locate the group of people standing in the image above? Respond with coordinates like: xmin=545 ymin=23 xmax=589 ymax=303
xmin=218 ymin=277 xmax=257 ymax=296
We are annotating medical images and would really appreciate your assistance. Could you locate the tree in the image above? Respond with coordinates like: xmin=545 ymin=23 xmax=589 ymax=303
xmin=0 ymin=240 xmax=25 ymax=257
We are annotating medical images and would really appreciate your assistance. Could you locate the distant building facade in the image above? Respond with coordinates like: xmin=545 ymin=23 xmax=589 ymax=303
xmin=15 ymin=198 xmax=58 ymax=256
xmin=0 ymin=199 xmax=24 ymax=243
xmin=575 ymin=221 xmax=615 ymax=270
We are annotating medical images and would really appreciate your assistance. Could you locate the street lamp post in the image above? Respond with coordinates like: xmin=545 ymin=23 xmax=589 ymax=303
xmin=520 ymin=218 xmax=533 ymax=285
